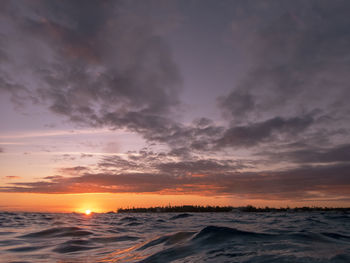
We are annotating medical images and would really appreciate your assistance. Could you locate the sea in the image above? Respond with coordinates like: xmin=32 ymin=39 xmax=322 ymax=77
xmin=0 ymin=211 xmax=349 ymax=263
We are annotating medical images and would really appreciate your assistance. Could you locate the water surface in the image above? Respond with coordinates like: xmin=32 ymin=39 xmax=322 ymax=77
xmin=0 ymin=212 xmax=349 ymax=262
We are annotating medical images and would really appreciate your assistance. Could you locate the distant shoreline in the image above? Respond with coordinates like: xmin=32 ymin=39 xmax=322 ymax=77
xmin=116 ymin=205 xmax=350 ymax=213
xmin=1 ymin=205 xmax=349 ymax=214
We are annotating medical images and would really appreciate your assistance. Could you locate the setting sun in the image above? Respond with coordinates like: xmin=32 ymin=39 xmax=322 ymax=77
xmin=85 ymin=209 xmax=91 ymax=215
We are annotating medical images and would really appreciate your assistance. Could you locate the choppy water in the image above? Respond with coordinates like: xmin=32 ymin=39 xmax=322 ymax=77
xmin=0 ymin=212 xmax=349 ymax=263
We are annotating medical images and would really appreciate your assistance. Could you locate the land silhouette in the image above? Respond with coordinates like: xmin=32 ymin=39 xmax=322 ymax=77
xmin=116 ymin=205 xmax=349 ymax=213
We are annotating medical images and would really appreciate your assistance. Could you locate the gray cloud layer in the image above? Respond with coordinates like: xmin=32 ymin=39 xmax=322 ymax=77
xmin=216 ymin=115 xmax=314 ymax=148
xmin=1 ymin=1 xmax=350 ymax=201
xmin=267 ymin=144 xmax=350 ymax=164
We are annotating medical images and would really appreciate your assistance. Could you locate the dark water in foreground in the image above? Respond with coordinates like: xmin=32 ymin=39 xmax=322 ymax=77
xmin=0 ymin=212 xmax=349 ymax=263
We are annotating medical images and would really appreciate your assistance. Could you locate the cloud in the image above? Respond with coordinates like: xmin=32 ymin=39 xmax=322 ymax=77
xmin=215 ymin=115 xmax=314 ymax=148
xmin=0 ymin=147 xmax=3 ymax=153
xmin=1 ymin=150 xmax=349 ymax=201
xmin=0 ymin=0 xmax=182 ymax=139
xmin=270 ymin=144 xmax=350 ymax=164
xmin=220 ymin=0 xmax=350 ymax=138
xmin=58 ymin=166 xmax=89 ymax=176
xmin=0 ymin=1 xmax=229 ymax=153
xmin=157 ymin=159 xmax=245 ymax=176
xmin=4 ymin=176 xmax=20 ymax=180
xmin=2 ymin=1 xmax=348 ymax=155
xmin=1 ymin=161 xmax=349 ymax=201
xmin=80 ymin=153 xmax=94 ymax=159
xmin=95 ymin=151 xmax=246 ymax=175
xmin=218 ymin=90 xmax=256 ymax=123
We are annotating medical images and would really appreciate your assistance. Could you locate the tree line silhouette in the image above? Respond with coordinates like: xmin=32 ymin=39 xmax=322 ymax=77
xmin=116 ymin=205 xmax=349 ymax=213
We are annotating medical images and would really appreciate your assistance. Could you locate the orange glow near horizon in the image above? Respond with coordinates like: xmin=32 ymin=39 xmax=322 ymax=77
xmin=0 ymin=192 xmax=348 ymax=213
xmin=85 ymin=209 xmax=91 ymax=215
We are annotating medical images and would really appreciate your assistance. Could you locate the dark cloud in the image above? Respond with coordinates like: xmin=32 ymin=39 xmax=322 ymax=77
xmin=97 ymin=155 xmax=141 ymax=173
xmin=1 ymin=161 xmax=349 ymax=201
xmin=218 ymin=90 xmax=255 ymax=123
xmin=99 ymin=114 xmax=225 ymax=151
xmin=272 ymin=144 xmax=350 ymax=164
xmin=168 ymin=147 xmax=192 ymax=159
xmin=157 ymin=159 xmax=244 ymax=176
xmin=80 ymin=153 xmax=94 ymax=159
xmin=215 ymin=115 xmax=313 ymax=148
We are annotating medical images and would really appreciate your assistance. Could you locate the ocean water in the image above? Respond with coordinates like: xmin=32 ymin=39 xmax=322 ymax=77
xmin=0 ymin=212 xmax=349 ymax=263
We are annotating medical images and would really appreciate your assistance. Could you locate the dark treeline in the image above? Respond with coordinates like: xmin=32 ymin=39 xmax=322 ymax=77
xmin=116 ymin=205 xmax=350 ymax=213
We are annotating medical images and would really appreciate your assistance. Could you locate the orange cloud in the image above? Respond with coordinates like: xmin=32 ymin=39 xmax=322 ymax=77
xmin=5 ymin=176 xmax=21 ymax=180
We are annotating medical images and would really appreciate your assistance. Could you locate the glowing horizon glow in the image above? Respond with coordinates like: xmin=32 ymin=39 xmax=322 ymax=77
xmin=85 ymin=209 xmax=91 ymax=215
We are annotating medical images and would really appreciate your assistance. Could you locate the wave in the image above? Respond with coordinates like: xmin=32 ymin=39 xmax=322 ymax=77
xmin=138 ymin=224 xmax=350 ymax=262
xmin=127 ymin=222 xmax=143 ymax=226
xmin=138 ymin=231 xmax=196 ymax=251
xmin=120 ymin=216 xmax=138 ymax=222
xmin=139 ymin=225 xmax=272 ymax=262
xmin=170 ymin=213 xmax=193 ymax=220
xmin=20 ymin=227 xmax=93 ymax=238
xmin=7 ymin=245 xmax=47 ymax=252
xmin=193 ymin=225 xmax=271 ymax=242
xmin=53 ymin=244 xmax=97 ymax=254
xmin=322 ymin=232 xmax=350 ymax=242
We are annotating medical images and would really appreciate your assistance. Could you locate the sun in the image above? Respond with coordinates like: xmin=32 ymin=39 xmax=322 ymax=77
xmin=85 ymin=209 xmax=91 ymax=215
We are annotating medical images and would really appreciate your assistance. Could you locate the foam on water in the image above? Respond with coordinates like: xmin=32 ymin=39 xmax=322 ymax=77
xmin=0 ymin=212 xmax=349 ymax=262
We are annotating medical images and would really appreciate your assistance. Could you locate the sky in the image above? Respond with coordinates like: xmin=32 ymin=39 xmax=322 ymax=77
xmin=0 ymin=0 xmax=350 ymax=212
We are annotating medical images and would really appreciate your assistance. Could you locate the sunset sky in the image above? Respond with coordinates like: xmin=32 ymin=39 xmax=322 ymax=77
xmin=1 ymin=0 xmax=349 ymax=212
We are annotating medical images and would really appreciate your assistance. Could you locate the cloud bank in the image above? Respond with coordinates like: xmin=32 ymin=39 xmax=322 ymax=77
xmin=1 ymin=152 xmax=349 ymax=201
